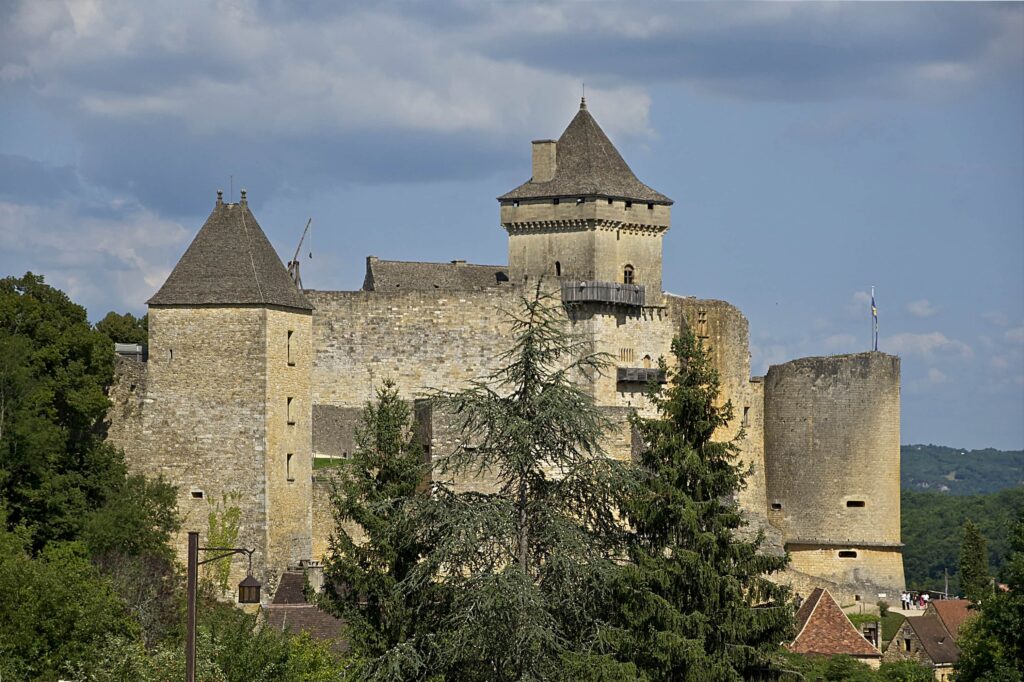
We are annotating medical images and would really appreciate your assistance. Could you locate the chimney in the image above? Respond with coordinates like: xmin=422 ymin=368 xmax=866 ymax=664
xmin=531 ymin=140 xmax=557 ymax=183
xmin=239 ymin=188 xmax=247 ymax=206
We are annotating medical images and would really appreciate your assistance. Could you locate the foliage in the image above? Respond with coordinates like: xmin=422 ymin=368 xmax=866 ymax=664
xmin=780 ymin=653 xmax=932 ymax=682
xmin=902 ymin=444 xmax=1023 ymax=495
xmin=880 ymin=612 xmax=905 ymax=649
xmin=0 ymin=521 xmax=138 ymax=682
xmin=955 ymin=515 xmax=1024 ymax=681
xmin=95 ymin=310 xmax=148 ymax=346
xmin=207 ymin=492 xmax=243 ymax=594
xmin=320 ymin=379 xmax=431 ymax=670
xmin=901 ymin=488 xmax=1023 ymax=593
xmin=606 ymin=330 xmax=793 ymax=681
xmin=960 ymin=518 xmax=991 ymax=602
xmin=402 ymin=288 xmax=640 ymax=680
xmin=877 ymin=660 xmax=935 ymax=682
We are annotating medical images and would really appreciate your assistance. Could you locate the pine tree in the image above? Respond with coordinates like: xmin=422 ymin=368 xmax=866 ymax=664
xmin=407 ymin=287 xmax=639 ymax=681
xmin=959 ymin=519 xmax=990 ymax=602
xmin=609 ymin=330 xmax=793 ymax=681
xmin=319 ymin=379 xmax=434 ymax=678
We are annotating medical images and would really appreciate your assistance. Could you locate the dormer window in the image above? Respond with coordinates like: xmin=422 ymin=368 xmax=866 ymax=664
xmin=623 ymin=265 xmax=635 ymax=285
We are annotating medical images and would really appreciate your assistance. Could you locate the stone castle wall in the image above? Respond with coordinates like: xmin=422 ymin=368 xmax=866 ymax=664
xmin=764 ymin=352 xmax=904 ymax=600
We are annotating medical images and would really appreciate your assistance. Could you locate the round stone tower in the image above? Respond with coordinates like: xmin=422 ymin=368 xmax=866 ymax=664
xmin=763 ymin=352 xmax=905 ymax=603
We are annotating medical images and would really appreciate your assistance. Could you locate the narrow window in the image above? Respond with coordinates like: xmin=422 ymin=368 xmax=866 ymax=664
xmin=287 ymin=453 xmax=294 ymax=481
xmin=607 ymin=198 xmax=613 ymax=205
xmin=742 ymin=406 xmax=750 ymax=427
xmin=838 ymin=550 xmax=858 ymax=559
xmin=555 ymin=261 xmax=561 ymax=276
xmin=847 ymin=500 xmax=866 ymax=508
xmin=625 ymin=201 xmax=632 ymax=209
xmin=904 ymin=638 xmax=911 ymax=652
xmin=771 ymin=502 xmax=782 ymax=511
xmin=169 ymin=348 xmax=174 ymax=361
xmin=190 ymin=490 xmax=204 ymax=500
xmin=512 ymin=200 xmax=520 ymax=207
xmin=616 ymin=229 xmax=620 ymax=241
xmin=287 ymin=330 xmax=295 ymax=366
xmin=287 ymin=397 xmax=295 ymax=425
xmin=623 ymin=265 xmax=635 ymax=285
xmin=553 ymin=197 xmax=560 ymax=205
xmin=642 ymin=354 xmax=652 ymax=369
xmin=647 ymin=202 xmax=654 ymax=210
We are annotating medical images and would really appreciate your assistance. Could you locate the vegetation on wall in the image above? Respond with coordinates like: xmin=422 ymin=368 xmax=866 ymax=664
xmin=206 ymin=492 xmax=243 ymax=595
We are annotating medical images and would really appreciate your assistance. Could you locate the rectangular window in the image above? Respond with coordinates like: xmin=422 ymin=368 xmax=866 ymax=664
xmin=190 ymin=490 xmax=204 ymax=499
xmin=771 ymin=502 xmax=782 ymax=511
xmin=287 ymin=453 xmax=294 ymax=481
xmin=647 ymin=203 xmax=654 ymax=210
xmin=742 ymin=406 xmax=750 ymax=427
xmin=625 ymin=201 xmax=632 ymax=209
xmin=904 ymin=638 xmax=911 ymax=652
xmin=838 ymin=550 xmax=858 ymax=559
xmin=553 ymin=198 xmax=560 ymax=205
xmin=287 ymin=397 xmax=295 ymax=425
xmin=847 ymin=500 xmax=866 ymax=508
xmin=287 ymin=330 xmax=295 ymax=366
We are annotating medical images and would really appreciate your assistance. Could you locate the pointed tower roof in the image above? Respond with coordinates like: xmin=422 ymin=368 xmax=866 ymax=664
xmin=790 ymin=588 xmax=881 ymax=658
xmin=148 ymin=191 xmax=312 ymax=311
xmin=499 ymin=98 xmax=672 ymax=204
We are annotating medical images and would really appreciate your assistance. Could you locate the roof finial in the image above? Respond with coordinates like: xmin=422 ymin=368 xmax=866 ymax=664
xmin=216 ymin=189 xmax=223 ymax=206
xmin=240 ymin=188 xmax=247 ymax=205
xmin=580 ymin=83 xmax=586 ymax=110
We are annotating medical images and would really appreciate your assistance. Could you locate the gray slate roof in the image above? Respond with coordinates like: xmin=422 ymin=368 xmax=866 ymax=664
xmin=499 ymin=99 xmax=672 ymax=204
xmin=906 ymin=614 xmax=960 ymax=665
xmin=148 ymin=198 xmax=312 ymax=310
xmin=362 ymin=257 xmax=510 ymax=291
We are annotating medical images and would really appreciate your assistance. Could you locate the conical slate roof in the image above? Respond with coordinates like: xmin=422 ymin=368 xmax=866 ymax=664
xmin=499 ymin=99 xmax=672 ymax=204
xmin=148 ymin=196 xmax=312 ymax=311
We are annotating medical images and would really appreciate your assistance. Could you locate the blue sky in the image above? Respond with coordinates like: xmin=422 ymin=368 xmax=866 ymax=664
xmin=1 ymin=1 xmax=1021 ymax=449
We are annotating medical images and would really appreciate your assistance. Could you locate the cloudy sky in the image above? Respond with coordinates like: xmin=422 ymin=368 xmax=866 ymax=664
xmin=1 ymin=1 xmax=1021 ymax=449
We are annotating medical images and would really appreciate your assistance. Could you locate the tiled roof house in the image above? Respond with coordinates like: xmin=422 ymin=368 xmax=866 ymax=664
xmin=789 ymin=588 xmax=882 ymax=667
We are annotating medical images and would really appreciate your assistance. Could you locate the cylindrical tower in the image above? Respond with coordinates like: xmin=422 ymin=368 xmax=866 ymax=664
xmin=764 ymin=352 xmax=904 ymax=603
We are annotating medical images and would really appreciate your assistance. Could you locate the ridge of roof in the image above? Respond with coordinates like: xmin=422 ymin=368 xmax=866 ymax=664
xmin=790 ymin=588 xmax=880 ymax=658
xmin=498 ymin=100 xmax=672 ymax=204
xmin=929 ymin=599 xmax=974 ymax=640
xmin=148 ymin=196 xmax=312 ymax=311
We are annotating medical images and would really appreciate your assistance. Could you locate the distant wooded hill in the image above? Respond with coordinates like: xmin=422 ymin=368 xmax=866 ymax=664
xmin=902 ymin=444 xmax=1023 ymax=495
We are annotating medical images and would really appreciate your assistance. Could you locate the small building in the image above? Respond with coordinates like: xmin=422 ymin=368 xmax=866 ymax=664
xmin=925 ymin=599 xmax=974 ymax=641
xmin=789 ymin=588 xmax=882 ymax=668
xmin=883 ymin=614 xmax=959 ymax=681
xmin=262 ymin=570 xmax=346 ymax=654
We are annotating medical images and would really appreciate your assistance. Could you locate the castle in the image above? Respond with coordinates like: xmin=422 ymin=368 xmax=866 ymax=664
xmin=108 ymin=99 xmax=905 ymax=606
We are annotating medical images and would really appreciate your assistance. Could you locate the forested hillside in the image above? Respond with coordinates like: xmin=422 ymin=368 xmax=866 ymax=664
xmin=902 ymin=444 xmax=1024 ymax=495
xmin=901 ymin=488 xmax=1024 ymax=594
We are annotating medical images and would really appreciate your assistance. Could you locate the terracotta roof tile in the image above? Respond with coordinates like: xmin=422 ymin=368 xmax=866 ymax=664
xmin=929 ymin=599 xmax=974 ymax=640
xmin=790 ymin=588 xmax=880 ymax=658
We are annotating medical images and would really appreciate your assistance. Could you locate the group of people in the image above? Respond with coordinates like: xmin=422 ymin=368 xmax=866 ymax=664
xmin=901 ymin=591 xmax=931 ymax=610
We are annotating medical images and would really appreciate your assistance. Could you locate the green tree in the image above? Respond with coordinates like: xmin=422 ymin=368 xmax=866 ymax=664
xmin=0 ymin=519 xmax=138 ymax=682
xmin=95 ymin=310 xmax=148 ymax=345
xmin=956 ymin=515 xmax=1024 ymax=681
xmin=960 ymin=518 xmax=991 ymax=602
xmin=320 ymin=379 xmax=432 ymax=677
xmin=609 ymin=330 xmax=792 ymax=681
xmin=406 ymin=289 xmax=638 ymax=680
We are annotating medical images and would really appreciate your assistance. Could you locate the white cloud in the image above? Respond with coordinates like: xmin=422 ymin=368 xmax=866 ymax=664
xmin=884 ymin=331 xmax=973 ymax=359
xmin=0 ymin=198 xmax=188 ymax=315
xmin=846 ymin=290 xmax=873 ymax=318
xmin=927 ymin=367 xmax=948 ymax=384
xmin=907 ymin=299 xmax=938 ymax=318
xmin=982 ymin=311 xmax=1010 ymax=327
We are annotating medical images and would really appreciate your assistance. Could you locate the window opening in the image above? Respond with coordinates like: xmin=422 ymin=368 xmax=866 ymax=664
xmin=191 ymin=490 xmax=204 ymax=499
xmin=576 ymin=197 xmax=584 ymax=205
xmin=169 ymin=348 xmax=174 ymax=361
xmin=607 ymin=198 xmax=613 ymax=205
xmin=619 ymin=348 xmax=635 ymax=363
xmin=847 ymin=500 xmax=866 ymax=508
xmin=771 ymin=502 xmax=782 ymax=511
xmin=512 ymin=200 xmax=520 ymax=207
xmin=697 ymin=309 xmax=709 ymax=339
xmin=647 ymin=202 xmax=654 ymax=210
xmin=904 ymin=638 xmax=911 ymax=652
xmin=553 ymin=197 xmax=560 ymax=205
xmin=642 ymin=354 xmax=652 ymax=369
xmin=287 ymin=397 xmax=295 ymax=425
xmin=555 ymin=261 xmax=561 ymax=276
xmin=287 ymin=330 xmax=295 ymax=366
xmin=287 ymin=453 xmax=294 ymax=481
xmin=623 ymin=264 xmax=635 ymax=285
xmin=742 ymin=406 xmax=750 ymax=427
xmin=838 ymin=550 xmax=858 ymax=558
xmin=625 ymin=201 xmax=632 ymax=209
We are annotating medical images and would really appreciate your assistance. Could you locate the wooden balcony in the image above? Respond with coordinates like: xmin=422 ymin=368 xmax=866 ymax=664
xmin=560 ymin=280 xmax=645 ymax=307
xmin=616 ymin=367 xmax=667 ymax=384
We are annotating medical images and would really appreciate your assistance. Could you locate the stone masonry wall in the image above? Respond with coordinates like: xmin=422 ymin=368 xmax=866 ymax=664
xmin=264 ymin=308 xmax=313 ymax=578
xmin=106 ymin=356 xmax=147 ymax=455
xmin=136 ymin=306 xmax=271 ymax=594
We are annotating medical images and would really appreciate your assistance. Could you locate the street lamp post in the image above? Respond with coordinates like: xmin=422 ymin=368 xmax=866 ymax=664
xmin=185 ymin=531 xmax=261 ymax=682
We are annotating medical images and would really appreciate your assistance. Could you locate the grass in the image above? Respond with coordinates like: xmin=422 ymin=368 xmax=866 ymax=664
xmin=313 ymin=457 xmax=345 ymax=470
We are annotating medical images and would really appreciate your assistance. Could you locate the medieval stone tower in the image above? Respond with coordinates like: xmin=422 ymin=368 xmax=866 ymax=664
xmin=110 ymin=99 xmax=904 ymax=606
xmin=139 ymin=190 xmax=313 ymax=594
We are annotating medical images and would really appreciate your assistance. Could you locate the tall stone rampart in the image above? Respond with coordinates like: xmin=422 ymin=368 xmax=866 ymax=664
xmin=764 ymin=351 xmax=903 ymax=600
